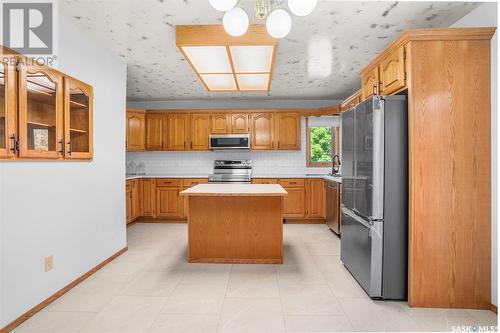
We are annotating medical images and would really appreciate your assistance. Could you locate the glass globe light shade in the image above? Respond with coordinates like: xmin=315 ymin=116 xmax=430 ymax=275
xmin=287 ymin=0 xmax=318 ymax=16
xmin=266 ymin=9 xmax=292 ymax=39
xmin=209 ymin=0 xmax=237 ymax=12
xmin=223 ymin=7 xmax=249 ymax=37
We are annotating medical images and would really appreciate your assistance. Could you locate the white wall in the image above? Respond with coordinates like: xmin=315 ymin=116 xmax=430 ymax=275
xmin=126 ymin=117 xmax=340 ymax=176
xmin=0 ymin=14 xmax=127 ymax=327
xmin=451 ymin=2 xmax=498 ymax=306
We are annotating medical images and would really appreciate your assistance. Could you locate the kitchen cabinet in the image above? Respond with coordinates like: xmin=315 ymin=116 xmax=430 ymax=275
xmin=325 ymin=180 xmax=341 ymax=234
xmin=211 ymin=113 xmax=230 ymax=133
xmin=275 ymin=112 xmax=300 ymax=150
xmin=126 ymin=181 xmax=132 ymax=224
xmin=251 ymin=178 xmax=278 ymax=184
xmin=307 ymin=179 xmax=325 ymax=218
xmin=279 ymin=179 xmax=306 ymax=218
xmin=167 ymin=113 xmax=190 ymax=151
xmin=64 ymin=77 xmax=93 ymax=159
xmin=0 ymin=56 xmax=17 ymax=159
xmin=361 ymin=66 xmax=379 ymax=100
xmin=190 ymin=113 xmax=210 ymax=150
xmin=126 ymin=109 xmax=146 ymax=151
xmin=340 ymin=90 xmax=361 ymax=112
xmin=181 ymin=178 xmax=208 ymax=218
xmin=146 ymin=113 xmax=166 ymax=150
xmin=156 ymin=179 xmax=183 ymax=218
xmin=251 ymin=112 xmax=275 ymax=150
xmin=18 ymin=65 xmax=64 ymax=159
xmin=140 ymin=179 xmax=156 ymax=217
xmin=379 ymin=46 xmax=406 ymax=95
xmin=131 ymin=179 xmax=140 ymax=220
xmin=230 ymin=113 xmax=249 ymax=133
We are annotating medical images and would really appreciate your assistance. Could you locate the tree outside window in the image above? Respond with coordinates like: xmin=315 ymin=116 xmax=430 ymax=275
xmin=307 ymin=118 xmax=339 ymax=167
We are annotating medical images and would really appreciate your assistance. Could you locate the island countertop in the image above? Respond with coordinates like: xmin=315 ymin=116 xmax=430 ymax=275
xmin=180 ymin=184 xmax=288 ymax=197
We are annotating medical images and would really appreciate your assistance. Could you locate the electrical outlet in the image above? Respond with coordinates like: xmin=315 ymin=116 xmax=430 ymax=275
xmin=45 ymin=256 xmax=53 ymax=272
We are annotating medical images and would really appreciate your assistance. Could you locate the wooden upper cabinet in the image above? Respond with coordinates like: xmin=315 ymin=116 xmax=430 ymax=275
xmin=190 ymin=113 xmax=209 ymax=150
xmin=307 ymin=179 xmax=325 ymax=218
xmin=340 ymin=90 xmax=362 ymax=112
xmin=146 ymin=113 xmax=165 ymax=150
xmin=18 ymin=65 xmax=64 ymax=159
xmin=379 ymin=46 xmax=406 ymax=95
xmin=126 ymin=110 xmax=146 ymax=152
xmin=251 ymin=112 xmax=275 ymax=150
xmin=211 ymin=113 xmax=230 ymax=133
xmin=0 ymin=56 xmax=17 ymax=159
xmin=167 ymin=113 xmax=190 ymax=150
xmin=361 ymin=66 xmax=379 ymax=100
xmin=64 ymin=77 xmax=93 ymax=159
xmin=231 ymin=113 xmax=249 ymax=133
xmin=275 ymin=112 xmax=300 ymax=150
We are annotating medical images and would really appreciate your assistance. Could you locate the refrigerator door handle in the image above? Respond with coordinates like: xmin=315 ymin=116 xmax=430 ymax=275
xmin=372 ymin=98 xmax=385 ymax=220
xmin=342 ymin=207 xmax=373 ymax=229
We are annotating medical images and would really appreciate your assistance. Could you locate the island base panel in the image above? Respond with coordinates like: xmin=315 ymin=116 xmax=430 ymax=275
xmin=188 ymin=196 xmax=283 ymax=264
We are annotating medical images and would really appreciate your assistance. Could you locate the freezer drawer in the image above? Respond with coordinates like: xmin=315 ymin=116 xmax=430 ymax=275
xmin=340 ymin=207 xmax=383 ymax=298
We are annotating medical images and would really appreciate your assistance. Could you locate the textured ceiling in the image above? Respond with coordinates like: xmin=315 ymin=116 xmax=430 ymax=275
xmin=60 ymin=0 xmax=480 ymax=101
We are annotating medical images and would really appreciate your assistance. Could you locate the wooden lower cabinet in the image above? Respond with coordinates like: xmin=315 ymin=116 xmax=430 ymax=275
xmin=140 ymin=179 xmax=156 ymax=217
xmin=156 ymin=186 xmax=182 ymax=218
xmin=126 ymin=182 xmax=132 ymax=224
xmin=279 ymin=179 xmax=306 ymax=218
xmin=181 ymin=178 xmax=208 ymax=218
xmin=307 ymin=179 xmax=325 ymax=218
xmin=131 ymin=180 xmax=140 ymax=220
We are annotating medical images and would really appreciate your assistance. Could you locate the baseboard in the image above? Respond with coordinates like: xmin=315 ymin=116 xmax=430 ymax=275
xmin=0 ymin=247 xmax=128 ymax=333
xmin=491 ymin=304 xmax=497 ymax=313
xmin=285 ymin=218 xmax=326 ymax=224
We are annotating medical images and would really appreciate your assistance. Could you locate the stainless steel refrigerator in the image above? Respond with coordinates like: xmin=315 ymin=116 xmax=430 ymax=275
xmin=340 ymin=95 xmax=408 ymax=300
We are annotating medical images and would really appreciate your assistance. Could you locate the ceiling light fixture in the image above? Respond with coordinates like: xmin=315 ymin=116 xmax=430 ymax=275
xmin=176 ymin=25 xmax=277 ymax=92
xmin=210 ymin=0 xmax=318 ymax=39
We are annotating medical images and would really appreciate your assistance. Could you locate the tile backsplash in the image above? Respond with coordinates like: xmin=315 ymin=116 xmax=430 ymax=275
xmin=126 ymin=117 xmax=339 ymax=176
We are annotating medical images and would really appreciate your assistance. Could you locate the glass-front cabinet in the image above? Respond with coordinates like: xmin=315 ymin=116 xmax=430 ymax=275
xmin=0 ymin=56 xmax=17 ymax=158
xmin=64 ymin=77 xmax=93 ymax=159
xmin=18 ymin=65 xmax=63 ymax=159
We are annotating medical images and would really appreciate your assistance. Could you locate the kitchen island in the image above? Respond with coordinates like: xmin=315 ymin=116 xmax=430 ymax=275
xmin=180 ymin=184 xmax=287 ymax=264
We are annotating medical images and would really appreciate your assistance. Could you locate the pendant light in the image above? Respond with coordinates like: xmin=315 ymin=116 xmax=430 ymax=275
xmin=223 ymin=7 xmax=249 ymax=37
xmin=209 ymin=0 xmax=237 ymax=12
xmin=287 ymin=0 xmax=318 ymax=16
xmin=266 ymin=9 xmax=292 ymax=39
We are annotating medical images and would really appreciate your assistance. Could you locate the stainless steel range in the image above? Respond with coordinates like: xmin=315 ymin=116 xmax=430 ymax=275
xmin=208 ymin=160 xmax=252 ymax=183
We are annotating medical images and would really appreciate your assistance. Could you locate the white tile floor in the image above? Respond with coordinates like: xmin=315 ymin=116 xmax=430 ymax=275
xmin=13 ymin=223 xmax=497 ymax=333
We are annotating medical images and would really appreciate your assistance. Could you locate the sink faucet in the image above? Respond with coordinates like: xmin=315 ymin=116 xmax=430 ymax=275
xmin=332 ymin=155 xmax=341 ymax=175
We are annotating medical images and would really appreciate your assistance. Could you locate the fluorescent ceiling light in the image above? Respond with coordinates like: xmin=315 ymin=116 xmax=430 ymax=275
xmin=307 ymin=36 xmax=332 ymax=79
xmin=200 ymin=74 xmax=237 ymax=91
xmin=182 ymin=46 xmax=232 ymax=73
xmin=230 ymin=46 xmax=274 ymax=73
xmin=236 ymin=74 xmax=269 ymax=90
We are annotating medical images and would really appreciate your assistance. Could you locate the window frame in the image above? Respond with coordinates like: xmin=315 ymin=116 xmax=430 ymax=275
xmin=306 ymin=118 xmax=339 ymax=168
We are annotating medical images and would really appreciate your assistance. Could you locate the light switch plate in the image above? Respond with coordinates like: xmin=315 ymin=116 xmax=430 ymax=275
xmin=45 ymin=256 xmax=53 ymax=272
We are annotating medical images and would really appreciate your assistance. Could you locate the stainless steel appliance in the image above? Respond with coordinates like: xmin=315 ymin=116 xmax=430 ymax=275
xmin=340 ymin=95 xmax=408 ymax=300
xmin=209 ymin=134 xmax=250 ymax=150
xmin=208 ymin=160 xmax=252 ymax=183
xmin=325 ymin=180 xmax=341 ymax=234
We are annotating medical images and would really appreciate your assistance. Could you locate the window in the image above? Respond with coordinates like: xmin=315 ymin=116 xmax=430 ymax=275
xmin=306 ymin=118 xmax=339 ymax=167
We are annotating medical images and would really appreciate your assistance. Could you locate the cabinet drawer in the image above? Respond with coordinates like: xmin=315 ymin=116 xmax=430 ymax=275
xmin=252 ymin=178 xmax=278 ymax=184
xmin=279 ymin=179 xmax=305 ymax=187
xmin=155 ymin=179 xmax=181 ymax=187
xmin=182 ymin=178 xmax=208 ymax=188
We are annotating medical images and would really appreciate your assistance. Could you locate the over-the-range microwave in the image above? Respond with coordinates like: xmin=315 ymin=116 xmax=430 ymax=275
xmin=209 ymin=134 xmax=250 ymax=150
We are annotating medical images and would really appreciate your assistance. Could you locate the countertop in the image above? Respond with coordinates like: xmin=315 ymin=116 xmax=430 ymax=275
xmin=126 ymin=173 xmax=342 ymax=183
xmin=180 ymin=184 xmax=288 ymax=196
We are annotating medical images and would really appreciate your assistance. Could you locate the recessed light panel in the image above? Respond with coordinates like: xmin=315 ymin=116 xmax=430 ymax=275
xmin=182 ymin=46 xmax=232 ymax=73
xmin=200 ymin=74 xmax=237 ymax=91
xmin=236 ymin=74 xmax=269 ymax=90
xmin=230 ymin=46 xmax=274 ymax=73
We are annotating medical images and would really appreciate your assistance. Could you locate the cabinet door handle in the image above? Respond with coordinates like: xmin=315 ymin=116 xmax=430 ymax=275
xmin=67 ymin=141 xmax=72 ymax=155
xmin=10 ymin=134 xmax=18 ymax=153
xmin=372 ymin=84 xmax=377 ymax=96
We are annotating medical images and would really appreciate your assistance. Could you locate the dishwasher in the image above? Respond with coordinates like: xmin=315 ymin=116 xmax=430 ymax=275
xmin=326 ymin=180 xmax=341 ymax=234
